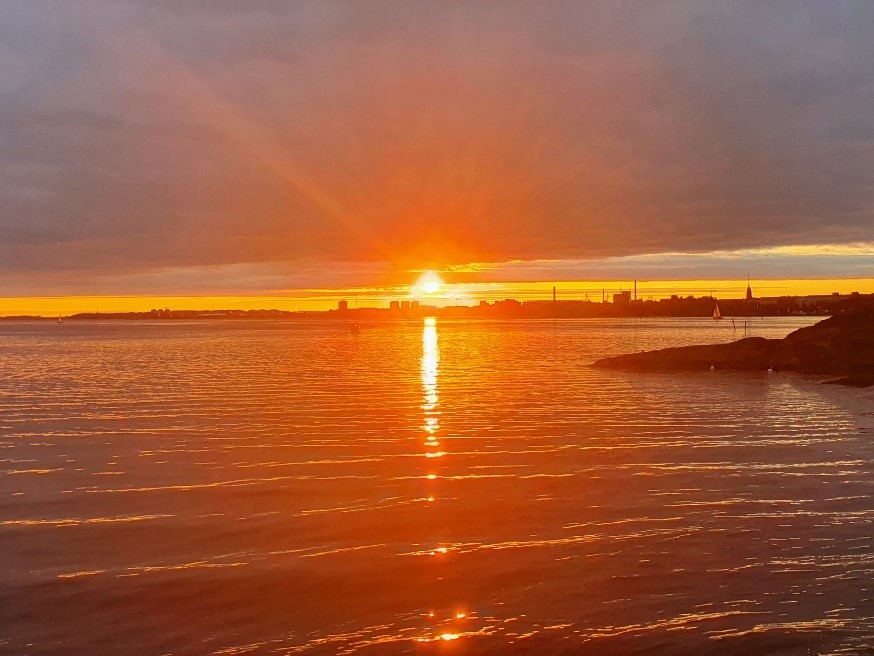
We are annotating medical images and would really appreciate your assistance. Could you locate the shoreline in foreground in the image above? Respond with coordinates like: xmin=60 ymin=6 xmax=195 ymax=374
xmin=593 ymin=308 xmax=874 ymax=387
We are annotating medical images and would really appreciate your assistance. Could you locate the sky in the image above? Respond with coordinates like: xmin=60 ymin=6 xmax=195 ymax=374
xmin=1 ymin=1 xmax=873 ymax=311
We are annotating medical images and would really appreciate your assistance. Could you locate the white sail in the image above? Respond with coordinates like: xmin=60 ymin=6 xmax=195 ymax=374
xmin=713 ymin=302 xmax=722 ymax=320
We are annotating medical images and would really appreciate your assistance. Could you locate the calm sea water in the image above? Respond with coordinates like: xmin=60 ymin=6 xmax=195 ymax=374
xmin=1 ymin=318 xmax=872 ymax=655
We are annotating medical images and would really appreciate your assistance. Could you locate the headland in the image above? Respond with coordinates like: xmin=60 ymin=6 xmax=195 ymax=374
xmin=593 ymin=308 xmax=874 ymax=386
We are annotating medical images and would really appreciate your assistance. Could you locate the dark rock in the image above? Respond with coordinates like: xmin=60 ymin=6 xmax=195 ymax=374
xmin=593 ymin=308 xmax=874 ymax=386
xmin=823 ymin=375 xmax=874 ymax=388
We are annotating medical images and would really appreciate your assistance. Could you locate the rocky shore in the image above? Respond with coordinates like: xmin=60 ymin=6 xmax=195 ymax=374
xmin=593 ymin=309 xmax=874 ymax=387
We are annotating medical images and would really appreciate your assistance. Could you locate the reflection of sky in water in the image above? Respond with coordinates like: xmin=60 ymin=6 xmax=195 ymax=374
xmin=1 ymin=317 xmax=873 ymax=655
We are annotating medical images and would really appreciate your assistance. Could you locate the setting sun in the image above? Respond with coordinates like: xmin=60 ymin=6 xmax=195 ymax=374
xmin=416 ymin=271 xmax=444 ymax=295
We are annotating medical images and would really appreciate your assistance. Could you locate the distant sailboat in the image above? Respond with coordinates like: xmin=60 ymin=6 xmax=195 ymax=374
xmin=712 ymin=302 xmax=723 ymax=321
xmin=56 ymin=314 xmax=63 ymax=324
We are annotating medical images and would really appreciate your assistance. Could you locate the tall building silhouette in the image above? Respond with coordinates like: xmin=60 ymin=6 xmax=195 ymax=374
xmin=613 ymin=291 xmax=631 ymax=304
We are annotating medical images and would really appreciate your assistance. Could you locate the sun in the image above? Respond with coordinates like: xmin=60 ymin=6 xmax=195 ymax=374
xmin=416 ymin=271 xmax=444 ymax=295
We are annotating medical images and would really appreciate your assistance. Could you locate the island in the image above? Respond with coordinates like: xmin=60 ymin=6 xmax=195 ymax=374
xmin=592 ymin=308 xmax=874 ymax=387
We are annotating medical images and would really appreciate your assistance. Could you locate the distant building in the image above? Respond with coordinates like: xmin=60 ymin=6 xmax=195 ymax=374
xmin=389 ymin=300 xmax=400 ymax=311
xmin=400 ymin=300 xmax=411 ymax=311
xmin=338 ymin=300 xmax=349 ymax=311
xmin=613 ymin=291 xmax=632 ymax=304
xmin=746 ymin=280 xmax=753 ymax=301
xmin=411 ymin=300 xmax=420 ymax=310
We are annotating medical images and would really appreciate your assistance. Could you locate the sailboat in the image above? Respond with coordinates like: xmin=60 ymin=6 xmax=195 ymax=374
xmin=712 ymin=302 xmax=723 ymax=321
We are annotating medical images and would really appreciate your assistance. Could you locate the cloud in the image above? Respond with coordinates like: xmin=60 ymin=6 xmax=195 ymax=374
xmin=454 ymin=243 xmax=874 ymax=284
xmin=1 ymin=1 xmax=873 ymax=293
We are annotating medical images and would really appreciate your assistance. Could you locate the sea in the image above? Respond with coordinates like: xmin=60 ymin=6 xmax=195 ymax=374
xmin=1 ymin=317 xmax=872 ymax=655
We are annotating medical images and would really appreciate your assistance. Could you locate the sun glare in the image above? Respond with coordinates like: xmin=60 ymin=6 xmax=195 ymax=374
xmin=417 ymin=271 xmax=444 ymax=295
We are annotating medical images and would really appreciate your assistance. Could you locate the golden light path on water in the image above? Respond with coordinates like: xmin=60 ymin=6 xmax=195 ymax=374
xmin=1 ymin=317 xmax=873 ymax=655
xmin=422 ymin=317 xmax=440 ymax=452
xmin=417 ymin=317 xmax=473 ymax=642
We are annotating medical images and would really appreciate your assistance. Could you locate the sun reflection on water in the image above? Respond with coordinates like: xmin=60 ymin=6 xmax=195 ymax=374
xmin=419 ymin=316 xmax=470 ymax=642
xmin=421 ymin=317 xmax=439 ymax=417
xmin=421 ymin=316 xmax=442 ymax=492
xmin=421 ymin=318 xmax=442 ymax=488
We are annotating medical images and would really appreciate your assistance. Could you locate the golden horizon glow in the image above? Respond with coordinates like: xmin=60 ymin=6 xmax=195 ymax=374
xmin=1 ymin=277 xmax=873 ymax=316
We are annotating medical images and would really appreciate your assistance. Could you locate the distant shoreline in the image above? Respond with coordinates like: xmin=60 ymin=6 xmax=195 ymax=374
xmin=2 ymin=292 xmax=872 ymax=322
xmin=0 ymin=314 xmax=823 ymax=321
